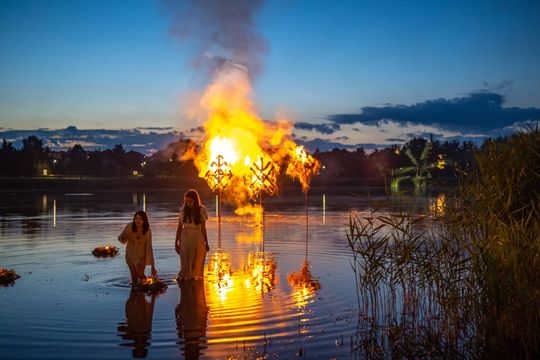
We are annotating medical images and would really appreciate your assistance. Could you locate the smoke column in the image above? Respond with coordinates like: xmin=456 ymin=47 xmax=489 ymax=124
xmin=163 ymin=0 xmax=268 ymax=79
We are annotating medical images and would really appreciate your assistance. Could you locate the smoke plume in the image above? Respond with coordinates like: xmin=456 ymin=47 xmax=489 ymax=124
xmin=163 ymin=0 xmax=268 ymax=79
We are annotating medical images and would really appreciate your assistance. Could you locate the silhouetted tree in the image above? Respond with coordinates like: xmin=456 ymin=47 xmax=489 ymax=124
xmin=20 ymin=135 xmax=48 ymax=176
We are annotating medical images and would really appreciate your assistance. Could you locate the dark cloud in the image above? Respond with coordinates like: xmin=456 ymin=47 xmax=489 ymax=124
xmin=481 ymin=80 xmax=514 ymax=92
xmin=327 ymin=92 xmax=540 ymax=132
xmin=404 ymin=132 xmax=444 ymax=140
xmin=296 ymin=138 xmax=386 ymax=153
xmin=189 ymin=126 xmax=205 ymax=133
xmin=0 ymin=126 xmax=183 ymax=155
xmin=385 ymin=137 xmax=408 ymax=142
xmin=335 ymin=136 xmax=349 ymax=141
xmin=294 ymin=122 xmax=341 ymax=134
xmin=136 ymin=126 xmax=174 ymax=131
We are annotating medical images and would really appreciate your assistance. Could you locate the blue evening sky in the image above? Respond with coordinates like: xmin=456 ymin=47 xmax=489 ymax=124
xmin=1 ymin=0 xmax=539 ymax=151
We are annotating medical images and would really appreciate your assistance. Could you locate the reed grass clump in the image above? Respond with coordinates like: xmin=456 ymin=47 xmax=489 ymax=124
xmin=348 ymin=127 xmax=540 ymax=358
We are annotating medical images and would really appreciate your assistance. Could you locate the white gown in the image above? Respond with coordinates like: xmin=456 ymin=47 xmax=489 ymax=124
xmin=178 ymin=205 xmax=208 ymax=280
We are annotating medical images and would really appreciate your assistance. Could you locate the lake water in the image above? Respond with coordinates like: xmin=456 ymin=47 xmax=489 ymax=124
xmin=0 ymin=189 xmax=444 ymax=359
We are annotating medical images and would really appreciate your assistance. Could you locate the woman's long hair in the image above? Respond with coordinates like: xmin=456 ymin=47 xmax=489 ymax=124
xmin=182 ymin=190 xmax=202 ymax=225
xmin=132 ymin=210 xmax=150 ymax=234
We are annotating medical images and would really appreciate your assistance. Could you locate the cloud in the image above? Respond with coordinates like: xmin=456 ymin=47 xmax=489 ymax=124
xmin=327 ymin=92 xmax=540 ymax=132
xmin=294 ymin=121 xmax=341 ymax=134
xmin=0 ymin=126 xmax=183 ymax=155
xmin=296 ymin=137 xmax=387 ymax=153
xmin=404 ymin=132 xmax=444 ymax=140
xmin=189 ymin=126 xmax=204 ymax=133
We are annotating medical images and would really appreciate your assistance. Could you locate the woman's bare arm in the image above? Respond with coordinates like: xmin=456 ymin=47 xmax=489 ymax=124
xmin=175 ymin=221 xmax=183 ymax=255
xmin=118 ymin=224 xmax=130 ymax=244
xmin=201 ymin=220 xmax=209 ymax=252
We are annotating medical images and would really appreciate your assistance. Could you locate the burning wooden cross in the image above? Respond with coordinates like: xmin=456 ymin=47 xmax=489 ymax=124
xmin=205 ymin=154 xmax=233 ymax=249
xmin=247 ymin=156 xmax=277 ymax=251
xmin=205 ymin=154 xmax=233 ymax=192
xmin=248 ymin=156 xmax=277 ymax=196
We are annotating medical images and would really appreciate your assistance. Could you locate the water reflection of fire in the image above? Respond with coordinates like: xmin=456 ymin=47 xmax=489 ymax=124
xmin=206 ymin=250 xmax=277 ymax=302
xmin=429 ymin=193 xmax=446 ymax=216
xmin=288 ymin=261 xmax=321 ymax=309
xmin=244 ymin=252 xmax=277 ymax=293
xmin=206 ymin=251 xmax=233 ymax=302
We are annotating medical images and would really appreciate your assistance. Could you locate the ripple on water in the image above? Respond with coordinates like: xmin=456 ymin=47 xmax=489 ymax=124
xmin=0 ymin=191 xmax=387 ymax=359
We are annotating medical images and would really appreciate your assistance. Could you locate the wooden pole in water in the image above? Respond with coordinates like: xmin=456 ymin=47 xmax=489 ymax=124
xmin=261 ymin=189 xmax=265 ymax=252
xmin=305 ymin=191 xmax=308 ymax=261
xmin=218 ymin=188 xmax=222 ymax=249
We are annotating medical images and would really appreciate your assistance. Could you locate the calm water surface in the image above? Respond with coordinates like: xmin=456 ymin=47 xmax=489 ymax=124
xmin=0 ymin=189 xmax=443 ymax=359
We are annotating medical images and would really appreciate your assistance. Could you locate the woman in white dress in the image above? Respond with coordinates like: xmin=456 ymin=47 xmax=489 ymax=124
xmin=175 ymin=189 xmax=210 ymax=280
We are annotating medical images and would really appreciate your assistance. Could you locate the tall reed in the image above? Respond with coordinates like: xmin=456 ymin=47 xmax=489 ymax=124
xmin=348 ymin=127 xmax=540 ymax=358
xmin=452 ymin=125 xmax=540 ymax=357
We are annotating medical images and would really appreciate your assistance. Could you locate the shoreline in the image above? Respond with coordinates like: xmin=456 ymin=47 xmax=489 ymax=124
xmin=0 ymin=176 xmax=458 ymax=195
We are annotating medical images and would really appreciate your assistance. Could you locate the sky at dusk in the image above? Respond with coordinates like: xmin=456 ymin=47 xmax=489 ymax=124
xmin=1 ymin=0 xmax=539 ymax=154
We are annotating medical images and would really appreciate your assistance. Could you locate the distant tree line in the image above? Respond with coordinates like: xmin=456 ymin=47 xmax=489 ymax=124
xmin=0 ymin=135 xmax=201 ymax=178
xmin=314 ymin=137 xmax=477 ymax=182
xmin=1 ymin=135 xmax=481 ymax=181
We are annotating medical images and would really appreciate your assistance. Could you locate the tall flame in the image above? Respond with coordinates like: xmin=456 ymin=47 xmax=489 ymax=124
xmin=185 ymin=63 xmax=319 ymax=207
xmin=286 ymin=145 xmax=321 ymax=194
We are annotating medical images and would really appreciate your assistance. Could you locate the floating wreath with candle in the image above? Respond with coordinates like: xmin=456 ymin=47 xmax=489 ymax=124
xmin=92 ymin=245 xmax=119 ymax=257
xmin=134 ymin=277 xmax=168 ymax=295
xmin=0 ymin=268 xmax=20 ymax=286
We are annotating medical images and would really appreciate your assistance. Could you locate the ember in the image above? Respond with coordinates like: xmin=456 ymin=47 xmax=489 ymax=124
xmin=0 ymin=268 xmax=20 ymax=286
xmin=134 ymin=277 xmax=168 ymax=295
xmin=92 ymin=246 xmax=119 ymax=257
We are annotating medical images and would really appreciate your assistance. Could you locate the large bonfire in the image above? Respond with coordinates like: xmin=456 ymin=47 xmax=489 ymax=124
xmin=184 ymin=63 xmax=320 ymax=209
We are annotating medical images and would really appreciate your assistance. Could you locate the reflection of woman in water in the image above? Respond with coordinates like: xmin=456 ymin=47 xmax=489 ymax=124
xmin=176 ymin=280 xmax=208 ymax=359
xmin=118 ymin=211 xmax=157 ymax=284
xmin=175 ymin=190 xmax=209 ymax=280
xmin=117 ymin=289 xmax=156 ymax=358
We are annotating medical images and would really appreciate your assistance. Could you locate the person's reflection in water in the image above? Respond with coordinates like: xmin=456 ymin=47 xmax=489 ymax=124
xmin=176 ymin=279 xmax=208 ymax=359
xmin=117 ymin=289 xmax=156 ymax=358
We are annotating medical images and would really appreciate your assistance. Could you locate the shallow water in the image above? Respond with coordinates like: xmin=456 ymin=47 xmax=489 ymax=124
xmin=0 ymin=189 xmax=443 ymax=359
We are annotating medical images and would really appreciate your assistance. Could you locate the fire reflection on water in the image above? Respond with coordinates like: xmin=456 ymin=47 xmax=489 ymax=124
xmin=288 ymin=261 xmax=321 ymax=310
xmin=244 ymin=251 xmax=277 ymax=293
xmin=206 ymin=250 xmax=277 ymax=303
xmin=206 ymin=251 xmax=234 ymax=302
xmin=204 ymin=249 xmax=283 ymax=348
xmin=429 ymin=193 xmax=446 ymax=215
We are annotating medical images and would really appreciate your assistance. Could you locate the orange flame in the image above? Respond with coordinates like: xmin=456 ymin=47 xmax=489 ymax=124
xmin=286 ymin=145 xmax=321 ymax=194
xmin=185 ymin=63 xmax=319 ymax=207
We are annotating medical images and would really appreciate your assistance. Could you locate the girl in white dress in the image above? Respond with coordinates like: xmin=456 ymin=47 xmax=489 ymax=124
xmin=175 ymin=190 xmax=210 ymax=280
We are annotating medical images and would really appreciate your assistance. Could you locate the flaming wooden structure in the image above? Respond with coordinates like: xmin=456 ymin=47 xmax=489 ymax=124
xmin=205 ymin=154 xmax=233 ymax=248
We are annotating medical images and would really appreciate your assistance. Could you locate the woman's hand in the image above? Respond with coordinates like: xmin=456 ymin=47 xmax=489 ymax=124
xmin=175 ymin=240 xmax=180 ymax=255
xmin=151 ymin=266 xmax=158 ymax=277
xmin=205 ymin=242 xmax=210 ymax=252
